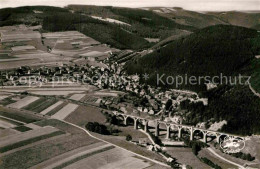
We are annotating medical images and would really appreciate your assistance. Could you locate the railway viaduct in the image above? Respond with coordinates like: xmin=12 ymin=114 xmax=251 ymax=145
xmin=114 ymin=112 xmax=244 ymax=143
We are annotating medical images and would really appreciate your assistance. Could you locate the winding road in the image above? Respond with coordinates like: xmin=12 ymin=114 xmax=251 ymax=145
xmin=207 ymin=147 xmax=245 ymax=169
xmin=60 ymin=120 xmax=170 ymax=168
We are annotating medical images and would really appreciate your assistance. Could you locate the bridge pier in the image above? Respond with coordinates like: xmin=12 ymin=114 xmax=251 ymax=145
xmin=144 ymin=120 xmax=148 ymax=132
xmin=134 ymin=118 xmax=139 ymax=130
xmin=166 ymin=125 xmax=171 ymax=139
xmin=155 ymin=121 xmax=159 ymax=137
xmin=114 ymin=113 xmax=242 ymax=144
xmin=178 ymin=127 xmax=182 ymax=138
xmin=123 ymin=117 xmax=127 ymax=126
xmin=217 ymin=134 xmax=229 ymax=144
xmin=203 ymin=131 xmax=208 ymax=143
xmin=190 ymin=127 xmax=194 ymax=141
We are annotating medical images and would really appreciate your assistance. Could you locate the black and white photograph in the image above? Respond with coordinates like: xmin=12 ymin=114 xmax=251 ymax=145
xmin=0 ymin=0 xmax=260 ymax=169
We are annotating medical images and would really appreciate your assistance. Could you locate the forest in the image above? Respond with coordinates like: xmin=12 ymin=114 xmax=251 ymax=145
xmin=125 ymin=25 xmax=260 ymax=135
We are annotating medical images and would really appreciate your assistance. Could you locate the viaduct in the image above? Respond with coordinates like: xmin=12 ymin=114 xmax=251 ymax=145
xmin=114 ymin=112 xmax=244 ymax=143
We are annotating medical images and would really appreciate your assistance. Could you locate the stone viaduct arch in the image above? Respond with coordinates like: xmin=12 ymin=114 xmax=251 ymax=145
xmin=114 ymin=112 xmax=244 ymax=143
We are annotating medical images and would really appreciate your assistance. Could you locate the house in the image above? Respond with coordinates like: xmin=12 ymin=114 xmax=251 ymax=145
xmin=167 ymin=157 xmax=174 ymax=163
xmin=206 ymin=82 xmax=217 ymax=90
xmin=148 ymin=109 xmax=154 ymax=115
xmin=137 ymin=107 xmax=143 ymax=112
xmin=143 ymin=108 xmax=148 ymax=113
xmin=139 ymin=138 xmax=149 ymax=145
xmin=196 ymin=98 xmax=208 ymax=106
xmin=171 ymin=115 xmax=183 ymax=124
xmin=140 ymin=89 xmax=145 ymax=96
xmin=164 ymin=117 xmax=171 ymax=123
xmin=147 ymin=145 xmax=154 ymax=151
xmin=120 ymin=106 xmax=127 ymax=114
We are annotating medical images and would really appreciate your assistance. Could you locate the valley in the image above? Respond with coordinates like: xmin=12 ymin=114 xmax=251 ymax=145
xmin=0 ymin=4 xmax=260 ymax=169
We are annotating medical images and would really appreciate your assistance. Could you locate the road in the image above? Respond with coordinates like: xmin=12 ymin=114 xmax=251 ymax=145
xmin=248 ymin=82 xmax=260 ymax=98
xmin=207 ymin=147 xmax=245 ymax=169
xmin=60 ymin=120 xmax=170 ymax=168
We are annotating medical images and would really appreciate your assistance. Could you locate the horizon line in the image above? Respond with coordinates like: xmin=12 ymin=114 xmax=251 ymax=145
xmin=0 ymin=4 xmax=260 ymax=13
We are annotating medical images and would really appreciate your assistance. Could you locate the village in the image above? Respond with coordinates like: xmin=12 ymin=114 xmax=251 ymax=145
xmin=0 ymin=47 xmax=209 ymax=126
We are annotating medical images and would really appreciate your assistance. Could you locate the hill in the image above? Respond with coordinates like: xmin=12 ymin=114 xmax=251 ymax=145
xmin=1 ymin=6 xmax=260 ymax=50
xmin=0 ymin=5 xmax=196 ymax=50
xmin=208 ymin=11 xmax=260 ymax=30
xmin=145 ymin=7 xmax=228 ymax=28
xmin=125 ymin=25 xmax=260 ymax=135
xmin=145 ymin=7 xmax=260 ymax=30
xmin=126 ymin=25 xmax=260 ymax=90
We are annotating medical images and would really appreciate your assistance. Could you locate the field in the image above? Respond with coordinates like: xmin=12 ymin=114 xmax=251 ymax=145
xmin=91 ymin=16 xmax=131 ymax=26
xmin=65 ymin=105 xmax=106 ymax=126
xmin=0 ymin=53 xmax=16 ymax=59
xmin=0 ymin=130 xmax=98 ymax=169
xmin=0 ymin=58 xmax=40 ymax=70
xmin=0 ymin=95 xmax=11 ymax=101
xmin=0 ymin=117 xmax=17 ymax=128
xmin=27 ymin=86 xmax=92 ymax=96
xmin=243 ymin=136 xmax=260 ymax=162
xmin=207 ymin=145 xmax=260 ymax=168
xmin=0 ymin=118 xmax=163 ymax=169
xmin=166 ymin=147 xmax=210 ymax=169
xmin=0 ymin=96 xmax=17 ymax=106
xmin=199 ymin=148 xmax=237 ymax=169
xmin=40 ymin=101 xmax=64 ymax=115
xmin=0 ymin=126 xmax=59 ymax=147
xmin=11 ymin=45 xmax=35 ymax=51
xmin=51 ymin=103 xmax=79 ymax=120
xmin=13 ymin=125 xmax=32 ymax=132
xmin=0 ymin=107 xmax=42 ymax=123
xmin=0 ymin=102 xmax=169 ymax=169
xmin=64 ymin=105 xmax=166 ymax=163
xmin=0 ymin=30 xmax=41 ymax=42
xmin=30 ymin=90 xmax=85 ymax=96
xmin=46 ymin=102 xmax=68 ymax=116
xmin=41 ymin=144 xmax=114 ymax=169
xmin=0 ymin=94 xmax=16 ymax=102
xmin=0 ymin=128 xmax=20 ymax=138
xmin=23 ymin=97 xmax=58 ymax=113
xmin=0 ymin=24 xmax=120 ymax=70
xmin=0 ymin=130 xmax=64 ymax=153
xmin=69 ymin=94 xmax=86 ymax=101
xmin=93 ymin=91 xmax=119 ymax=97
xmin=90 ymin=131 xmax=166 ymax=163
xmin=0 ymin=114 xmax=24 ymax=127
xmin=57 ymin=146 xmax=152 ymax=169
xmin=6 ymin=96 xmax=39 ymax=109
xmin=31 ymin=141 xmax=106 ymax=168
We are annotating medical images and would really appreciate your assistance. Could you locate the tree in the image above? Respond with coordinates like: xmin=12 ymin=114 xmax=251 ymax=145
xmin=126 ymin=134 xmax=132 ymax=141
xmin=85 ymin=122 xmax=94 ymax=132
xmin=108 ymin=115 xmax=119 ymax=125
xmin=180 ymin=99 xmax=190 ymax=109
xmin=192 ymin=144 xmax=200 ymax=156
xmin=165 ymin=99 xmax=173 ymax=110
